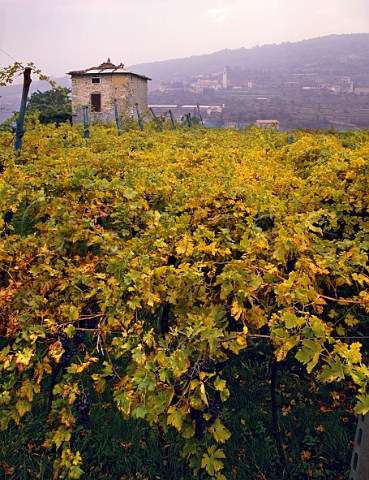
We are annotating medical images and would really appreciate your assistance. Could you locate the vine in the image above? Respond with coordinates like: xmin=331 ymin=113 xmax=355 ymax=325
xmin=0 ymin=123 xmax=368 ymax=477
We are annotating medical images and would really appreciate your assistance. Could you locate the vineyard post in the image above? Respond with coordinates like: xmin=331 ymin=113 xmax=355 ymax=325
xmin=135 ymin=103 xmax=144 ymax=131
xmin=168 ymin=110 xmax=176 ymax=129
xmin=14 ymin=67 xmax=32 ymax=151
xmin=114 ymin=99 xmax=121 ymax=136
xmin=82 ymin=106 xmax=90 ymax=139
xmin=149 ymin=107 xmax=163 ymax=132
xmin=197 ymin=103 xmax=204 ymax=126
xmin=350 ymin=414 xmax=369 ymax=480
xmin=187 ymin=112 xmax=192 ymax=128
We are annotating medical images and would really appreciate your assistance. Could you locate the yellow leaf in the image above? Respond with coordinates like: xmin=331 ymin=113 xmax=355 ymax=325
xmin=15 ymin=398 xmax=32 ymax=417
xmin=231 ymin=300 xmax=243 ymax=321
xmin=237 ymin=334 xmax=247 ymax=346
xmin=214 ymin=376 xmax=227 ymax=392
xmin=14 ymin=348 xmax=34 ymax=372
xmin=176 ymin=235 xmax=194 ymax=257
xmin=69 ymin=305 xmax=79 ymax=321
xmin=167 ymin=405 xmax=184 ymax=431
xmin=200 ymin=382 xmax=208 ymax=405
xmin=208 ymin=418 xmax=231 ymax=443
xmin=94 ymin=377 xmax=106 ymax=393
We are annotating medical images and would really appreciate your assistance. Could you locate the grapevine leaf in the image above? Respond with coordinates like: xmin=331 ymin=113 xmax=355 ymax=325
xmin=167 ymin=405 xmax=184 ymax=431
xmin=201 ymin=445 xmax=226 ymax=476
xmin=214 ymin=376 xmax=227 ymax=392
xmin=132 ymin=404 xmax=148 ymax=419
xmin=355 ymin=394 xmax=369 ymax=415
xmin=114 ymin=391 xmax=133 ymax=415
xmin=15 ymin=398 xmax=32 ymax=417
xmin=208 ymin=418 xmax=231 ymax=443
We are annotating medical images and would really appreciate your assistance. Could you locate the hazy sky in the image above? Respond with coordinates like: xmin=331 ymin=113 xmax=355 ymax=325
xmin=1 ymin=0 xmax=369 ymax=79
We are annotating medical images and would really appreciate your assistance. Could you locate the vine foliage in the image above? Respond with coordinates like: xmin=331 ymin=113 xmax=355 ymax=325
xmin=0 ymin=122 xmax=369 ymax=478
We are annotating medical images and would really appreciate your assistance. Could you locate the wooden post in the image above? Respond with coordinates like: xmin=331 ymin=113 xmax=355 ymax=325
xmin=149 ymin=107 xmax=163 ymax=132
xmin=168 ymin=110 xmax=176 ymax=130
xmin=114 ymin=99 xmax=121 ymax=136
xmin=14 ymin=67 xmax=32 ymax=151
xmin=187 ymin=113 xmax=192 ymax=128
xmin=135 ymin=103 xmax=144 ymax=131
xmin=350 ymin=414 xmax=369 ymax=480
xmin=82 ymin=106 xmax=90 ymax=139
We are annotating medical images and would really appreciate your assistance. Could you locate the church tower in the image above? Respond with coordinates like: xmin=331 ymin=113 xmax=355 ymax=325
xmin=222 ymin=67 xmax=228 ymax=90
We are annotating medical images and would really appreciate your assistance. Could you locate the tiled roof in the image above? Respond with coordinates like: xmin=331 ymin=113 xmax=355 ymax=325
xmin=67 ymin=58 xmax=151 ymax=80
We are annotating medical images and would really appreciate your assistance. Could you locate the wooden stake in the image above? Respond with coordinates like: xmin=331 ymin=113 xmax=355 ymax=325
xmin=14 ymin=67 xmax=32 ymax=151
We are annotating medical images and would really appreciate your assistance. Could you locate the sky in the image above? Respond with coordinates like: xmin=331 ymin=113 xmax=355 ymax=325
xmin=1 ymin=0 xmax=369 ymax=80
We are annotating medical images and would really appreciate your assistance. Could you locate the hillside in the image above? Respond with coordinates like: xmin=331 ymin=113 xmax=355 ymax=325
xmin=130 ymin=33 xmax=369 ymax=83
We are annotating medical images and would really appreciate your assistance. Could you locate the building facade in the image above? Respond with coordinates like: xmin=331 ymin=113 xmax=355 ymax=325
xmin=256 ymin=119 xmax=280 ymax=130
xmin=67 ymin=59 xmax=151 ymax=124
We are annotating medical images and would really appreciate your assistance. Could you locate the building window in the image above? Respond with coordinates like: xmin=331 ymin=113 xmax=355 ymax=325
xmin=92 ymin=77 xmax=100 ymax=84
xmin=91 ymin=93 xmax=101 ymax=112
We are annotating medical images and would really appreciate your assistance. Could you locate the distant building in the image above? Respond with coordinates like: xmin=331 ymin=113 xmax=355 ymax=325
xmin=193 ymin=79 xmax=222 ymax=93
xmin=67 ymin=59 xmax=151 ymax=124
xmin=339 ymin=76 xmax=354 ymax=93
xmin=355 ymin=87 xmax=369 ymax=95
xmin=256 ymin=119 xmax=279 ymax=130
xmin=223 ymin=67 xmax=228 ymax=89
xmin=284 ymin=81 xmax=300 ymax=89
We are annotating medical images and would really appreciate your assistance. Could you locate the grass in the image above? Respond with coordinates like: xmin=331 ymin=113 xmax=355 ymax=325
xmin=221 ymin=343 xmax=355 ymax=479
xmin=0 ymin=343 xmax=356 ymax=479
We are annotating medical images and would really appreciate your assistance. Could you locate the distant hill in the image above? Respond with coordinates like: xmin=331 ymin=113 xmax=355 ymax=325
xmin=129 ymin=33 xmax=369 ymax=83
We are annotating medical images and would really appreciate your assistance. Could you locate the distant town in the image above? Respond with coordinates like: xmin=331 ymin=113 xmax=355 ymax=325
xmin=148 ymin=67 xmax=369 ymax=130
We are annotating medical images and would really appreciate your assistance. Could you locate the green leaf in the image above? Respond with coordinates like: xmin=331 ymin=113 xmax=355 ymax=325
xmin=114 ymin=391 xmax=132 ymax=415
xmin=201 ymin=445 xmax=226 ymax=476
xmin=208 ymin=418 xmax=231 ymax=443
xmin=355 ymin=394 xmax=369 ymax=415
xmin=319 ymin=357 xmax=345 ymax=383
xmin=181 ymin=423 xmax=195 ymax=439
xmin=220 ymin=388 xmax=230 ymax=402
xmin=295 ymin=339 xmax=323 ymax=373
xmin=0 ymin=413 xmax=11 ymax=431
xmin=283 ymin=312 xmax=298 ymax=329
xmin=135 ymin=375 xmax=156 ymax=392
xmin=167 ymin=405 xmax=184 ymax=431
xmin=64 ymin=324 xmax=76 ymax=338
xmin=132 ymin=404 xmax=148 ymax=419
xmin=53 ymin=425 xmax=72 ymax=449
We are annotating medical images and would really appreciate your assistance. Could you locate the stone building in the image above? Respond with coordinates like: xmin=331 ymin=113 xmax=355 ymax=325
xmin=67 ymin=59 xmax=151 ymax=124
xmin=256 ymin=119 xmax=280 ymax=131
